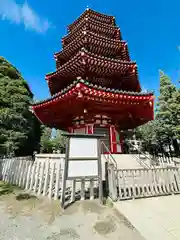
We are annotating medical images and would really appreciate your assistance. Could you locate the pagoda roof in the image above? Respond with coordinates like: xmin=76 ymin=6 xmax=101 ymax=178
xmin=55 ymin=31 xmax=129 ymax=63
xmin=33 ymin=79 xmax=153 ymax=107
xmin=62 ymin=17 xmax=120 ymax=47
xmin=47 ymin=49 xmax=138 ymax=94
xmin=32 ymin=79 xmax=154 ymax=130
xmin=68 ymin=8 xmax=115 ymax=32
xmin=47 ymin=49 xmax=136 ymax=79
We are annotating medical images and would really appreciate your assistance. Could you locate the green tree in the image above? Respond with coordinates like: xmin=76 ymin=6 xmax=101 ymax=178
xmin=136 ymin=70 xmax=180 ymax=156
xmin=40 ymin=126 xmax=53 ymax=153
xmin=169 ymin=87 xmax=180 ymax=138
xmin=156 ymin=70 xmax=176 ymax=142
xmin=52 ymin=130 xmax=66 ymax=153
xmin=136 ymin=120 xmax=157 ymax=144
xmin=168 ymin=87 xmax=180 ymax=156
xmin=0 ymin=57 xmax=41 ymax=156
xmin=40 ymin=127 xmax=66 ymax=153
xmin=156 ymin=71 xmax=180 ymax=155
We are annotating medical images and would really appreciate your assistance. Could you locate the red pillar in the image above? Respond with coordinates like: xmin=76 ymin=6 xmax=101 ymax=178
xmin=109 ymin=125 xmax=117 ymax=153
xmin=68 ymin=127 xmax=74 ymax=133
xmin=86 ymin=124 xmax=94 ymax=134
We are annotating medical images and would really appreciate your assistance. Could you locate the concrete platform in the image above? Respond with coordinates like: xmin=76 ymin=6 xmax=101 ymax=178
xmin=115 ymin=195 xmax=180 ymax=240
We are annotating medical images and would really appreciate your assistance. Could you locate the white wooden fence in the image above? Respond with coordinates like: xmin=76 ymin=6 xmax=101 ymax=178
xmin=108 ymin=164 xmax=180 ymax=201
xmin=0 ymin=156 xmax=98 ymax=201
xmin=1 ymin=156 xmax=180 ymax=203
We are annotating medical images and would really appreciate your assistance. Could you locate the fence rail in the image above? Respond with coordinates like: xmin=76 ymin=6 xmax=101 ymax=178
xmin=108 ymin=164 xmax=180 ymax=201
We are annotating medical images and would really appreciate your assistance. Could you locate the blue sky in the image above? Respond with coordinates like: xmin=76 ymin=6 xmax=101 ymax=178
xmin=0 ymin=0 xmax=179 ymax=101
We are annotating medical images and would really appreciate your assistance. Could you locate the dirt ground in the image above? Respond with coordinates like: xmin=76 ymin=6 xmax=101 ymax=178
xmin=0 ymin=186 xmax=144 ymax=240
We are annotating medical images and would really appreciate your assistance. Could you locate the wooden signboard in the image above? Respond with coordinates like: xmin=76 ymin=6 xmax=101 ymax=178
xmin=60 ymin=133 xmax=104 ymax=208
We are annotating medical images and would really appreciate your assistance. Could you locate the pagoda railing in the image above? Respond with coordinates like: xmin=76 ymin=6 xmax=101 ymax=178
xmin=101 ymin=141 xmax=117 ymax=169
xmin=125 ymin=140 xmax=154 ymax=169
xmin=101 ymin=139 xmax=152 ymax=169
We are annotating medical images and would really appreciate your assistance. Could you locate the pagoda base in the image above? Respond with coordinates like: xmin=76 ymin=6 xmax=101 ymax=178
xmin=68 ymin=124 xmax=123 ymax=154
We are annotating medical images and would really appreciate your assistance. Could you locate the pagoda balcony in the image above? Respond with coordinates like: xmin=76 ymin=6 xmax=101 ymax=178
xmin=46 ymin=49 xmax=139 ymax=95
xmin=68 ymin=8 xmax=115 ymax=32
xmin=62 ymin=17 xmax=120 ymax=47
xmin=55 ymin=31 xmax=129 ymax=66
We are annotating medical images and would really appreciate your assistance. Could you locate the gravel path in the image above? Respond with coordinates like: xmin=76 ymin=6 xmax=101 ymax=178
xmin=0 ymin=193 xmax=144 ymax=240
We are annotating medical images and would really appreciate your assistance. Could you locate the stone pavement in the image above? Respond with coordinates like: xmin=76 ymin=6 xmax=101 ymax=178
xmin=0 ymin=193 xmax=144 ymax=240
xmin=115 ymin=195 xmax=180 ymax=240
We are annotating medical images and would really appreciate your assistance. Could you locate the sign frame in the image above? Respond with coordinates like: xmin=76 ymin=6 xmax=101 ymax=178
xmin=60 ymin=133 xmax=105 ymax=208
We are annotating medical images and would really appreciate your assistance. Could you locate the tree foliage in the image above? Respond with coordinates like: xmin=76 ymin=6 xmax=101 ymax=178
xmin=156 ymin=71 xmax=177 ymax=141
xmin=135 ymin=121 xmax=158 ymax=144
xmin=0 ymin=57 xmax=41 ymax=156
xmin=52 ymin=130 xmax=66 ymax=152
xmin=169 ymin=87 xmax=180 ymax=139
xmin=135 ymin=70 xmax=180 ymax=156
xmin=40 ymin=126 xmax=53 ymax=153
xmin=40 ymin=127 xmax=66 ymax=153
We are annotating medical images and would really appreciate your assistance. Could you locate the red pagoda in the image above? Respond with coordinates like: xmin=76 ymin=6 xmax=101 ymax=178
xmin=32 ymin=8 xmax=154 ymax=154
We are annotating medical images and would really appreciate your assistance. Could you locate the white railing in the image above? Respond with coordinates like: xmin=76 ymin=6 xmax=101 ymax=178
xmin=108 ymin=164 xmax=180 ymax=201
xmin=126 ymin=140 xmax=176 ymax=168
xmin=131 ymin=154 xmax=151 ymax=169
xmin=101 ymin=141 xmax=117 ymax=169
xmin=126 ymin=140 xmax=153 ymax=169
xmin=35 ymin=154 xmax=65 ymax=162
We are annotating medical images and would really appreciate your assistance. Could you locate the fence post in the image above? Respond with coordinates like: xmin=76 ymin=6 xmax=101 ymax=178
xmin=54 ymin=161 xmax=61 ymax=200
xmin=29 ymin=162 xmax=36 ymax=191
xmin=108 ymin=164 xmax=117 ymax=201
xmin=90 ymin=179 xmax=94 ymax=200
xmin=0 ymin=160 xmax=2 ymax=180
xmin=18 ymin=160 xmax=24 ymax=187
xmin=43 ymin=161 xmax=50 ymax=196
xmin=25 ymin=161 xmax=33 ymax=190
xmin=38 ymin=161 xmax=45 ymax=196
xmin=80 ymin=179 xmax=85 ymax=201
xmin=34 ymin=161 xmax=40 ymax=193
xmin=104 ymin=162 xmax=109 ymax=198
xmin=71 ymin=180 xmax=76 ymax=202
xmin=48 ymin=162 xmax=55 ymax=199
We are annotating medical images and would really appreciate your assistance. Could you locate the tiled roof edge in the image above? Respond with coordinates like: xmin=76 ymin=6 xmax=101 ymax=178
xmin=32 ymin=79 xmax=154 ymax=106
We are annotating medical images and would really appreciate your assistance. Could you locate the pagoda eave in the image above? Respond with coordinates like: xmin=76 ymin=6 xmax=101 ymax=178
xmin=47 ymin=75 xmax=140 ymax=97
xmin=47 ymin=50 xmax=136 ymax=80
xmin=68 ymin=8 xmax=115 ymax=32
xmin=55 ymin=31 xmax=128 ymax=64
xmin=46 ymin=50 xmax=138 ymax=95
xmin=62 ymin=17 xmax=120 ymax=47
xmin=32 ymin=80 xmax=154 ymax=130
